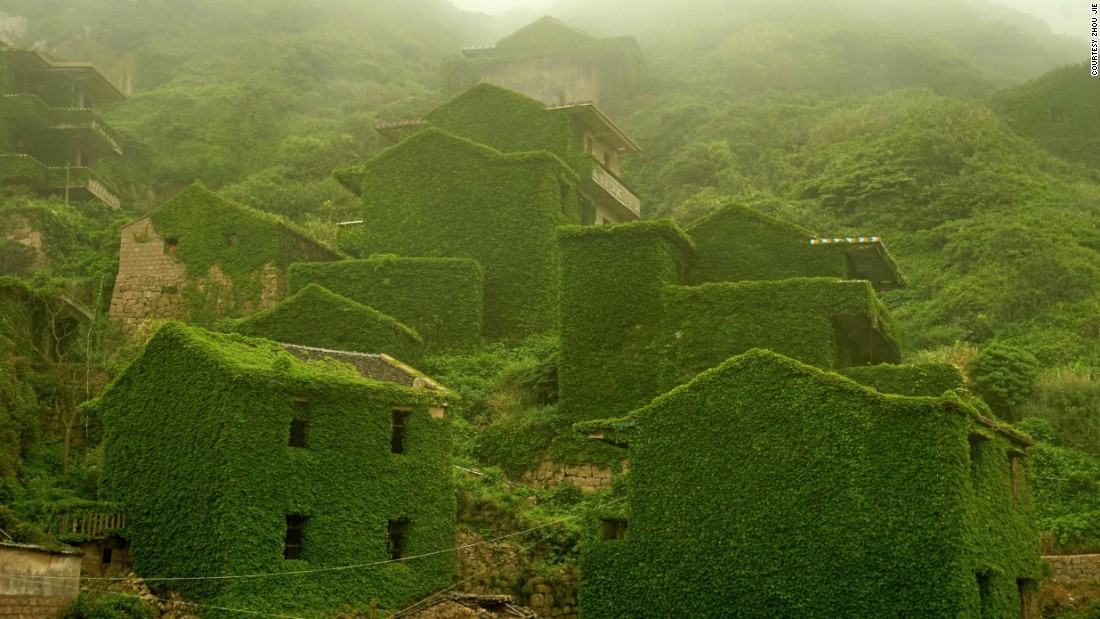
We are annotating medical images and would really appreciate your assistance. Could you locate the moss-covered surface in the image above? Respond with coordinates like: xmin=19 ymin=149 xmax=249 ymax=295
xmin=92 ymin=322 xmax=455 ymax=616
xmin=147 ymin=181 xmax=338 ymax=320
xmin=684 ymin=202 xmax=849 ymax=284
xmin=556 ymin=220 xmax=694 ymax=424
xmin=656 ymin=278 xmax=900 ymax=389
xmin=579 ymin=349 xmax=1040 ymax=618
xmin=334 ymin=128 xmax=578 ymax=343
xmin=230 ymin=283 xmax=423 ymax=363
xmin=839 ymin=362 xmax=965 ymax=397
xmin=289 ymin=255 xmax=483 ymax=352
xmin=423 ymin=84 xmax=592 ymax=180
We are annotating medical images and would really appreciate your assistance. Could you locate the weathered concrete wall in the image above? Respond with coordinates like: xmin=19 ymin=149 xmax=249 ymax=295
xmin=481 ymin=56 xmax=610 ymax=108
xmin=0 ymin=214 xmax=47 ymax=268
xmin=0 ymin=543 xmax=80 ymax=603
xmin=0 ymin=595 xmax=73 ymax=619
xmin=521 ymin=456 xmax=625 ymax=492
xmin=109 ymin=218 xmax=187 ymax=332
xmin=1045 ymin=554 xmax=1100 ymax=582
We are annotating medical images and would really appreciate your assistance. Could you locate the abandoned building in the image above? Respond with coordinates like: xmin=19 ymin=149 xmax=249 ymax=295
xmin=556 ymin=203 xmax=906 ymax=424
xmin=0 ymin=45 xmax=126 ymax=208
xmin=372 ymin=83 xmax=642 ymax=224
xmin=577 ymin=349 xmax=1041 ymax=618
xmin=0 ymin=541 xmax=81 ymax=619
xmin=108 ymin=181 xmax=340 ymax=333
xmin=453 ymin=16 xmax=645 ymax=114
xmin=230 ymin=283 xmax=425 ymax=363
xmin=90 ymin=322 xmax=456 ymax=616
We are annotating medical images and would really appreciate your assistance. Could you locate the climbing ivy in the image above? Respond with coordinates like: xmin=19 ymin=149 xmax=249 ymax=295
xmin=92 ymin=323 xmax=455 ymax=616
xmin=289 ymin=254 xmax=483 ymax=352
xmin=148 ymin=181 xmax=338 ymax=321
xmin=230 ymin=283 xmax=423 ymax=364
xmin=334 ymin=127 xmax=578 ymax=343
xmin=839 ymin=362 xmax=964 ymax=397
xmin=579 ymin=349 xmax=1039 ymax=618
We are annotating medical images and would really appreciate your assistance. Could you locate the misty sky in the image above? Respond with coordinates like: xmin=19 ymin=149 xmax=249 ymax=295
xmin=449 ymin=0 xmax=1082 ymax=37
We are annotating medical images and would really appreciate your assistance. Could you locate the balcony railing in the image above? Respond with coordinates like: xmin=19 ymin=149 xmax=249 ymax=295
xmin=49 ymin=107 xmax=125 ymax=155
xmin=590 ymin=161 xmax=641 ymax=218
xmin=0 ymin=153 xmax=47 ymax=184
xmin=52 ymin=510 xmax=127 ymax=540
xmin=0 ymin=154 xmax=122 ymax=208
xmin=0 ymin=93 xmax=49 ymax=126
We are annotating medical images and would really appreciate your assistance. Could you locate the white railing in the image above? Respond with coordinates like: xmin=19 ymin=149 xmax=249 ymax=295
xmin=591 ymin=164 xmax=641 ymax=217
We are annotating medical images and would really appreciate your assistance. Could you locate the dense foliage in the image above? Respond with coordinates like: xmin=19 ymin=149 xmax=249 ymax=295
xmin=92 ymin=323 xmax=455 ymax=615
xmin=336 ymin=126 xmax=579 ymax=342
xmin=580 ymin=350 xmax=1039 ymax=617
xmin=288 ymin=255 xmax=484 ymax=352
xmin=230 ymin=283 xmax=423 ymax=363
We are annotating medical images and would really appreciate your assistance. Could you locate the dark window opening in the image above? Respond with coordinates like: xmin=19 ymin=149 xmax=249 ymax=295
xmin=968 ymin=433 xmax=989 ymax=463
xmin=391 ymin=409 xmax=410 ymax=454
xmin=387 ymin=519 xmax=409 ymax=561
xmin=284 ymin=515 xmax=305 ymax=560
xmin=289 ymin=419 xmax=308 ymax=448
xmin=977 ymin=572 xmax=992 ymax=610
xmin=1009 ymin=454 xmax=1022 ymax=509
xmin=101 ymin=547 xmax=112 ymax=564
xmin=163 ymin=237 xmax=178 ymax=253
xmin=225 ymin=233 xmax=239 ymax=247
xmin=1018 ymin=578 xmax=1037 ymax=619
xmin=601 ymin=519 xmax=628 ymax=541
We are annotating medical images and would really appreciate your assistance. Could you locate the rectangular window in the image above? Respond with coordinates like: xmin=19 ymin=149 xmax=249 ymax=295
xmin=1018 ymin=578 xmax=1037 ymax=619
xmin=387 ymin=519 xmax=409 ymax=561
xmin=289 ymin=419 xmax=308 ymax=448
xmin=101 ymin=547 xmax=112 ymax=564
xmin=284 ymin=515 xmax=305 ymax=560
xmin=601 ymin=519 xmax=628 ymax=541
xmin=968 ymin=433 xmax=989 ymax=463
xmin=391 ymin=409 xmax=410 ymax=454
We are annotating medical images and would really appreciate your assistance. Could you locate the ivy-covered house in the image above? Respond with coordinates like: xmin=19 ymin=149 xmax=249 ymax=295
xmin=375 ymin=83 xmax=642 ymax=224
xmin=556 ymin=204 xmax=906 ymax=424
xmin=577 ymin=349 xmax=1041 ymax=618
xmin=451 ymin=16 xmax=645 ymax=114
xmin=0 ymin=45 xmax=126 ymax=208
xmin=108 ymin=181 xmax=340 ymax=333
xmin=230 ymin=283 xmax=424 ymax=363
xmin=90 ymin=322 xmax=456 ymax=615
xmin=335 ymin=126 xmax=578 ymax=342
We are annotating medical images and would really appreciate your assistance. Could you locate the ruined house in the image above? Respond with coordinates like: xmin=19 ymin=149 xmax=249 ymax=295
xmin=108 ymin=181 xmax=340 ymax=333
xmin=453 ymin=16 xmax=644 ymax=114
xmin=89 ymin=322 xmax=455 ymax=616
xmin=0 ymin=45 xmax=125 ymax=208
xmin=577 ymin=350 xmax=1040 ymax=618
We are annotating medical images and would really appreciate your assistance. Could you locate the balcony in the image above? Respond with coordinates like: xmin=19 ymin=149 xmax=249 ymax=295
xmin=0 ymin=93 xmax=50 ymax=127
xmin=48 ymin=107 xmax=125 ymax=156
xmin=0 ymin=153 xmax=121 ymax=208
xmin=583 ymin=160 xmax=641 ymax=221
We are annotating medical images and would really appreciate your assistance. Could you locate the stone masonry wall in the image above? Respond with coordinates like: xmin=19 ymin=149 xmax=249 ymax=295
xmin=1045 ymin=554 xmax=1100 ymax=582
xmin=521 ymin=456 xmax=626 ymax=492
xmin=0 ymin=595 xmax=73 ymax=619
xmin=109 ymin=218 xmax=187 ymax=333
xmin=1 ymin=215 xmax=46 ymax=268
xmin=109 ymin=219 xmax=287 ymax=333
xmin=454 ymin=530 xmax=577 ymax=619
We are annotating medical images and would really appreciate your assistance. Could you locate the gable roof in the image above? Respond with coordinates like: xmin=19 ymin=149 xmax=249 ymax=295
xmin=280 ymin=344 xmax=446 ymax=392
xmin=495 ymin=16 xmax=597 ymax=51
xmin=233 ymin=283 xmax=422 ymax=360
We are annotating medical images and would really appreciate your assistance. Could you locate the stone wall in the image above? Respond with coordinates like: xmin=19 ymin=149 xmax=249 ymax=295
xmin=1 ymin=214 xmax=46 ymax=268
xmin=0 ymin=543 xmax=80 ymax=619
xmin=454 ymin=530 xmax=578 ymax=619
xmin=109 ymin=218 xmax=288 ymax=332
xmin=481 ymin=56 xmax=612 ymax=109
xmin=1045 ymin=554 xmax=1100 ymax=582
xmin=109 ymin=218 xmax=187 ymax=333
xmin=521 ymin=456 xmax=625 ymax=492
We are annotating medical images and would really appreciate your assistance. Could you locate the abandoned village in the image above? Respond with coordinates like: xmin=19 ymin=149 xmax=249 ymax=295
xmin=0 ymin=13 xmax=1079 ymax=619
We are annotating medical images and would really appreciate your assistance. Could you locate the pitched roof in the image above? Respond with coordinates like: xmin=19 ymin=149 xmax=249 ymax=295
xmin=280 ymin=344 xmax=446 ymax=392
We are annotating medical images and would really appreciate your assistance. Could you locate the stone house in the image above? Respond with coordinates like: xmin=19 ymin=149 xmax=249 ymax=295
xmin=108 ymin=181 xmax=340 ymax=333
xmin=88 ymin=322 xmax=456 ymax=616
xmin=0 ymin=46 xmax=125 ymax=208
xmin=577 ymin=349 xmax=1041 ymax=618
xmin=453 ymin=16 xmax=644 ymax=114
xmin=555 ymin=204 xmax=906 ymax=425
xmin=0 ymin=542 xmax=81 ymax=619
